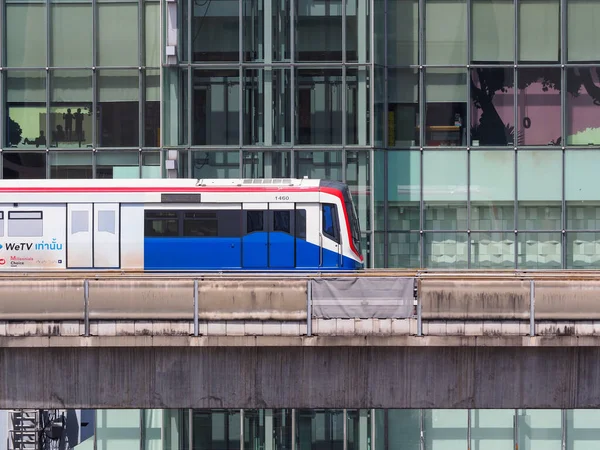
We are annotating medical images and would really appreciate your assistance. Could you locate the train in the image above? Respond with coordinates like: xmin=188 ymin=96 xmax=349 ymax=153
xmin=0 ymin=178 xmax=364 ymax=271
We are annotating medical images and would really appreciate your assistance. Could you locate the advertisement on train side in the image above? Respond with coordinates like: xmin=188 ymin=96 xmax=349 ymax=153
xmin=0 ymin=205 xmax=67 ymax=270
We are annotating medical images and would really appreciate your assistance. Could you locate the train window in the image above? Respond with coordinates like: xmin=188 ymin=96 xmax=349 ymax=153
xmin=216 ymin=210 xmax=242 ymax=237
xmin=273 ymin=211 xmax=291 ymax=234
xmin=0 ymin=212 xmax=4 ymax=237
xmin=98 ymin=210 xmax=116 ymax=234
xmin=183 ymin=211 xmax=218 ymax=237
xmin=8 ymin=211 xmax=43 ymax=237
xmin=145 ymin=211 xmax=179 ymax=237
xmin=296 ymin=209 xmax=306 ymax=240
xmin=246 ymin=211 xmax=264 ymax=233
xmin=322 ymin=204 xmax=340 ymax=243
xmin=71 ymin=210 xmax=89 ymax=234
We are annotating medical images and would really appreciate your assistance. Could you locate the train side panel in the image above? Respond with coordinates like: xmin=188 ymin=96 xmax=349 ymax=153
xmin=121 ymin=204 xmax=145 ymax=271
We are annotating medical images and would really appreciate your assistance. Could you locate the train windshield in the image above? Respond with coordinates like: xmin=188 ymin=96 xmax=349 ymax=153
xmin=342 ymin=187 xmax=362 ymax=256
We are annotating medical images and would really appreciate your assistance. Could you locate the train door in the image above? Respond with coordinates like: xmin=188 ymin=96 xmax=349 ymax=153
xmin=268 ymin=203 xmax=295 ymax=269
xmin=242 ymin=203 xmax=268 ymax=269
xmin=320 ymin=203 xmax=342 ymax=268
xmin=67 ymin=203 xmax=121 ymax=269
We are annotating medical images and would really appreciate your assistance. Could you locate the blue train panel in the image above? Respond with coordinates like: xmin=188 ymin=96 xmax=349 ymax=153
xmin=143 ymin=236 xmax=361 ymax=271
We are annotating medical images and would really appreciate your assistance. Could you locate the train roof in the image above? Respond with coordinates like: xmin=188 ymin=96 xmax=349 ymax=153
xmin=0 ymin=178 xmax=330 ymax=190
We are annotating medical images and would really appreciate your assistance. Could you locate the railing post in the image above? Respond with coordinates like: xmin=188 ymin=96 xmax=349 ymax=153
xmin=193 ymin=279 xmax=199 ymax=337
xmin=307 ymin=280 xmax=312 ymax=337
xmin=84 ymin=279 xmax=90 ymax=337
xmin=417 ymin=280 xmax=422 ymax=337
xmin=530 ymin=279 xmax=535 ymax=337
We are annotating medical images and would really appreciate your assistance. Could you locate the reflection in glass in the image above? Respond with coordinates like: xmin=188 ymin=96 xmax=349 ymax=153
xmin=296 ymin=410 xmax=344 ymax=450
xmin=374 ymin=67 xmax=385 ymax=147
xmin=566 ymin=68 xmax=600 ymax=146
xmin=388 ymin=69 xmax=419 ymax=147
xmin=387 ymin=151 xmax=420 ymax=231
xmin=193 ymin=409 xmax=240 ymax=450
xmin=388 ymin=233 xmax=420 ymax=268
xmin=296 ymin=70 xmax=343 ymax=145
xmin=6 ymin=4 xmax=46 ymax=67
xmin=295 ymin=151 xmax=342 ymax=181
xmin=98 ymin=70 xmax=140 ymax=147
xmin=567 ymin=232 xmax=600 ymax=269
xmin=181 ymin=150 xmax=240 ymax=178
xmin=470 ymin=68 xmax=515 ymax=147
xmin=568 ymin=0 xmax=600 ymax=63
xmin=567 ymin=409 xmax=600 ymax=449
xmin=470 ymin=151 xmax=514 ymax=230
xmin=374 ymin=232 xmax=385 ymax=269
xmin=6 ymin=71 xmax=47 ymax=150
xmin=518 ymin=204 xmax=561 ymax=230
xmin=517 ymin=233 xmax=562 ymax=269
xmin=423 ymin=409 xmax=468 ymax=449
xmin=96 ymin=151 xmax=140 ymax=178
xmin=51 ymin=4 xmax=92 ymax=67
xmin=346 ymin=0 xmax=370 ymax=63
xmin=517 ymin=69 xmax=561 ymax=145
xmin=96 ymin=409 xmax=141 ymax=449
xmin=519 ymin=0 xmax=559 ymax=63
xmin=387 ymin=0 xmax=418 ymax=66
xmin=243 ymin=151 xmax=290 ymax=178
xmin=142 ymin=152 xmax=161 ymax=178
xmin=347 ymin=410 xmax=371 ymax=450
xmin=346 ymin=151 xmax=371 ymax=232
xmin=425 ymin=69 xmax=467 ymax=146
xmin=145 ymin=69 xmax=161 ymax=147
xmin=516 ymin=409 xmax=562 ymax=450
xmin=144 ymin=2 xmax=160 ymax=67
xmin=425 ymin=0 xmax=467 ymax=65
xmin=3 ymin=153 xmax=47 ymax=179
xmin=387 ymin=410 xmax=421 ymax=450
xmin=295 ymin=0 xmax=342 ymax=61
xmin=244 ymin=410 xmax=293 ymax=450
xmin=97 ymin=3 xmax=138 ymax=66
xmin=192 ymin=0 xmax=239 ymax=62
xmin=471 ymin=0 xmax=514 ymax=63
xmin=243 ymin=0 xmax=290 ymax=62
xmin=163 ymin=68 xmax=188 ymax=147
xmin=50 ymin=70 xmax=92 ymax=149
xmin=470 ymin=409 xmax=515 ymax=450
xmin=194 ymin=70 xmax=240 ymax=146
xmin=470 ymin=233 xmax=515 ymax=269
xmin=49 ymin=152 xmax=93 ymax=178
xmin=347 ymin=68 xmax=370 ymax=146
xmin=567 ymin=202 xmax=600 ymax=230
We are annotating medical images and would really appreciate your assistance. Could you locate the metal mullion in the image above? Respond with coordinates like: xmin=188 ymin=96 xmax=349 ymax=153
xmin=467 ymin=148 xmax=471 ymax=267
xmin=187 ymin=65 xmax=192 ymax=148
xmin=561 ymin=0 xmax=567 ymax=268
xmin=342 ymin=0 xmax=346 ymax=66
xmin=419 ymin=148 xmax=424 ymax=267
xmin=342 ymin=65 xmax=347 ymax=149
xmin=92 ymin=0 xmax=97 ymax=157
xmin=383 ymin=150 xmax=389 ymax=267
xmin=45 ymin=0 xmax=51 ymax=179
xmin=513 ymin=68 xmax=519 ymax=269
xmin=0 ymin=0 xmax=3 ymax=174
xmin=138 ymin=0 xmax=144 ymax=154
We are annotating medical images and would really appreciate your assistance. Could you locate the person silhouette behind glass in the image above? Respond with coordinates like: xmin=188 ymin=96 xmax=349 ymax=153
xmin=63 ymin=108 xmax=73 ymax=141
xmin=74 ymin=108 xmax=85 ymax=147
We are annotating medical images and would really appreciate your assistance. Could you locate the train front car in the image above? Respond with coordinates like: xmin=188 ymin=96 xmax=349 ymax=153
xmin=319 ymin=180 xmax=364 ymax=270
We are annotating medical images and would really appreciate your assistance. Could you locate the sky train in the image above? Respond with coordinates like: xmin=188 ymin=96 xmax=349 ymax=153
xmin=0 ymin=178 xmax=364 ymax=271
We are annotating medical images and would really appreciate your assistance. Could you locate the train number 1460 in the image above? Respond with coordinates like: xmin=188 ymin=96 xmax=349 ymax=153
xmin=274 ymin=195 xmax=290 ymax=201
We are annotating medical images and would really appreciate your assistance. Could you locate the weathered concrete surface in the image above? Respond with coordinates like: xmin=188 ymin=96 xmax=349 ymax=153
xmin=1 ymin=345 xmax=600 ymax=409
xmin=535 ymin=280 xmax=600 ymax=319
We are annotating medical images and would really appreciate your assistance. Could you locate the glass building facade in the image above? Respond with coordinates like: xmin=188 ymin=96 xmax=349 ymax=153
xmin=3 ymin=0 xmax=600 ymax=269
xmin=68 ymin=408 xmax=600 ymax=450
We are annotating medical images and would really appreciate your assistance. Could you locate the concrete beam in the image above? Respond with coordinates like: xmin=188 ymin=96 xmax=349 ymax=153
xmin=1 ymin=346 xmax=599 ymax=409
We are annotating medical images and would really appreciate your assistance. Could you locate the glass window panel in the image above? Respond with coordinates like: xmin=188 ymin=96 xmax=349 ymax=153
xmin=295 ymin=0 xmax=342 ymax=61
xmin=194 ymin=69 xmax=240 ymax=146
xmin=244 ymin=0 xmax=290 ymax=62
xmin=567 ymin=203 xmax=600 ymax=230
xmin=6 ymin=4 xmax=46 ymax=68
xmin=96 ymin=410 xmax=141 ymax=450
xmin=388 ymin=151 xmax=420 ymax=231
xmin=518 ymin=69 xmax=561 ymax=146
xmin=470 ymin=151 xmax=514 ymax=230
xmin=296 ymin=69 xmax=343 ymax=145
xmin=567 ymin=233 xmax=600 ymax=269
xmin=51 ymin=5 xmax=92 ymax=67
xmin=567 ymin=409 xmax=600 ymax=449
xmin=163 ymin=68 xmax=188 ymax=147
xmin=470 ymin=233 xmax=515 ymax=268
xmin=6 ymin=71 xmax=47 ymax=150
xmin=50 ymin=70 xmax=93 ymax=149
xmin=347 ymin=150 xmax=371 ymax=231
xmin=472 ymin=0 xmax=514 ymax=63
xmin=374 ymin=66 xmax=385 ymax=147
xmin=243 ymin=410 xmax=293 ymax=450
xmin=143 ymin=410 xmax=163 ymax=450
xmin=425 ymin=69 xmax=467 ymax=147
xmin=388 ymin=69 xmax=419 ymax=147
xmin=518 ymin=204 xmax=561 ymax=230
xmin=565 ymin=151 xmax=600 ymax=201
xmin=374 ymin=150 xmax=385 ymax=231
xmin=347 ymin=0 xmax=370 ymax=63
xmin=425 ymin=232 xmax=468 ymax=268
xmin=388 ymin=0 xmax=418 ymax=66
xmin=517 ymin=410 xmax=562 ymax=450
xmin=3 ymin=153 xmax=47 ymax=179
xmin=566 ymin=67 xmax=600 ymax=146
xmin=387 ymin=411 xmax=420 ymax=450
xmin=470 ymin=68 xmax=515 ymax=147
xmin=163 ymin=409 xmax=189 ymax=450
xmin=49 ymin=151 xmax=93 ymax=178
xmin=423 ymin=409 xmax=468 ymax=450
xmin=295 ymin=151 xmax=343 ymax=181
xmin=388 ymin=233 xmax=420 ymax=268
xmin=181 ymin=150 xmax=240 ymax=178
xmin=568 ymin=0 xmax=600 ymax=63
xmin=374 ymin=232 xmax=385 ymax=268
xmin=97 ymin=3 xmax=139 ymax=66
xmin=425 ymin=0 xmax=467 ymax=65
xmin=517 ymin=233 xmax=562 ymax=269
xmin=142 ymin=152 xmax=161 ymax=178
xmin=347 ymin=410 xmax=371 ymax=450
xmin=98 ymin=70 xmax=140 ymax=147
xmin=423 ymin=150 xmax=467 ymax=202
xmin=144 ymin=69 xmax=160 ymax=147
xmin=296 ymin=410 xmax=344 ymax=450
xmin=347 ymin=67 xmax=371 ymax=146
xmin=144 ymin=2 xmax=160 ymax=67
xmin=519 ymin=0 xmax=559 ymax=63
xmin=243 ymin=151 xmax=290 ymax=178
xmin=470 ymin=410 xmax=514 ymax=450
xmin=192 ymin=0 xmax=239 ymax=62
xmin=96 ymin=151 xmax=140 ymax=178
xmin=518 ymin=151 xmax=562 ymax=201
